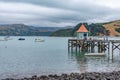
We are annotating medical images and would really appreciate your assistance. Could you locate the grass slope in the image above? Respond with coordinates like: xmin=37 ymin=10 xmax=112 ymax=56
xmin=103 ymin=20 xmax=120 ymax=36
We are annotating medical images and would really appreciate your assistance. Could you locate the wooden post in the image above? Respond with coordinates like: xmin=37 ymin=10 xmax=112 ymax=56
xmin=112 ymin=42 xmax=114 ymax=60
xmin=108 ymin=42 xmax=110 ymax=55
xmin=98 ymin=41 xmax=100 ymax=53
xmin=71 ymin=40 xmax=72 ymax=50
xmin=76 ymin=40 xmax=77 ymax=51
xmin=68 ymin=40 xmax=70 ymax=52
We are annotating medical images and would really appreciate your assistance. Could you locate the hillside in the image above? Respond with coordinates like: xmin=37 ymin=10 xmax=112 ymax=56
xmin=0 ymin=24 xmax=61 ymax=36
xmin=51 ymin=23 xmax=109 ymax=37
xmin=51 ymin=20 xmax=120 ymax=37
xmin=0 ymin=20 xmax=120 ymax=36
xmin=103 ymin=20 xmax=120 ymax=36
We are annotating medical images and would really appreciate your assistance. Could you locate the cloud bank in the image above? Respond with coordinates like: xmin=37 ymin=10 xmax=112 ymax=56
xmin=0 ymin=0 xmax=120 ymax=27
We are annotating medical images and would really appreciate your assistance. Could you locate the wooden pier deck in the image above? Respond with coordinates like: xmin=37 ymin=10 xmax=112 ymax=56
xmin=68 ymin=39 xmax=120 ymax=55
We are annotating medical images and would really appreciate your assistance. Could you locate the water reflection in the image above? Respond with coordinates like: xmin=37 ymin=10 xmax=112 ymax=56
xmin=68 ymin=50 xmax=120 ymax=73
xmin=68 ymin=51 xmax=87 ymax=73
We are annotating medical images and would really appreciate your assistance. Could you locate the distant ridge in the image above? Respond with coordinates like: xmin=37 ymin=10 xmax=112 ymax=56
xmin=0 ymin=24 xmax=62 ymax=36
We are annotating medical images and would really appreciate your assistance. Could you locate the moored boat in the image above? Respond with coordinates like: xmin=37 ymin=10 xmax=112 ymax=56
xmin=0 ymin=39 xmax=8 ymax=41
xmin=34 ymin=39 xmax=45 ymax=42
xmin=18 ymin=38 xmax=25 ymax=40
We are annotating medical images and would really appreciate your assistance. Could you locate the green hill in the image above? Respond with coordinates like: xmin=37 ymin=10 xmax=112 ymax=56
xmin=51 ymin=23 xmax=110 ymax=37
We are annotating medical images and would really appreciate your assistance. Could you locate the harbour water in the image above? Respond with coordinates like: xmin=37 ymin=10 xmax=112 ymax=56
xmin=0 ymin=36 xmax=120 ymax=79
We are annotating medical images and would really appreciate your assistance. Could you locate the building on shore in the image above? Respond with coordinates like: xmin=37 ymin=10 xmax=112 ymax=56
xmin=76 ymin=24 xmax=89 ymax=40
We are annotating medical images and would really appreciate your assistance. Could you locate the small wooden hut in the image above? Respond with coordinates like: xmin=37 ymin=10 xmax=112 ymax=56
xmin=76 ymin=24 xmax=89 ymax=40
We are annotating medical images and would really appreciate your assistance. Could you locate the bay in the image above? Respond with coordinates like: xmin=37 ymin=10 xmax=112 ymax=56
xmin=0 ymin=36 xmax=120 ymax=79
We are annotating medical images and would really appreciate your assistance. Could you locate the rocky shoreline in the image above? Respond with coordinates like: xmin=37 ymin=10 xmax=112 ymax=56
xmin=2 ymin=71 xmax=120 ymax=80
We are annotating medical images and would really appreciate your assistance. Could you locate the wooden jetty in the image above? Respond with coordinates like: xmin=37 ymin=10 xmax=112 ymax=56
xmin=68 ymin=24 xmax=120 ymax=58
xmin=68 ymin=39 xmax=120 ymax=56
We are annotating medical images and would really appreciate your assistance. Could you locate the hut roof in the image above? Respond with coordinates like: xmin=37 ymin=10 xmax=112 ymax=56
xmin=77 ymin=24 xmax=88 ymax=32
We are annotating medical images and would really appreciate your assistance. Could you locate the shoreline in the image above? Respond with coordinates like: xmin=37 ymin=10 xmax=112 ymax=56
xmin=2 ymin=71 xmax=120 ymax=80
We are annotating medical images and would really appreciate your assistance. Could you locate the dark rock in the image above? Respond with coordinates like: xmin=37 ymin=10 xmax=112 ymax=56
xmin=40 ymin=75 xmax=48 ymax=80
xmin=31 ymin=75 xmax=37 ymax=79
xmin=3 ymin=71 xmax=120 ymax=80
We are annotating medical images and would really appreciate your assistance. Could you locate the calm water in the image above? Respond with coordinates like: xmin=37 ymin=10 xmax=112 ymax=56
xmin=0 ymin=36 xmax=120 ymax=79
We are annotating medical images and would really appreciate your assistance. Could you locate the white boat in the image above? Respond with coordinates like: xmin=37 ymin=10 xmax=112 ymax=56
xmin=0 ymin=39 xmax=8 ymax=41
xmin=4 ymin=36 xmax=13 ymax=40
xmin=34 ymin=39 xmax=45 ymax=42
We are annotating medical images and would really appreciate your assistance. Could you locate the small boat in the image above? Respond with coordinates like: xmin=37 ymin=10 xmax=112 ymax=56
xmin=0 ymin=39 xmax=8 ymax=41
xmin=18 ymin=38 xmax=25 ymax=40
xmin=4 ymin=36 xmax=13 ymax=40
xmin=35 ymin=39 xmax=45 ymax=42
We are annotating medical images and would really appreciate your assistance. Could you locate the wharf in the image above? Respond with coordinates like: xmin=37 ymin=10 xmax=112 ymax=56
xmin=68 ymin=39 xmax=120 ymax=56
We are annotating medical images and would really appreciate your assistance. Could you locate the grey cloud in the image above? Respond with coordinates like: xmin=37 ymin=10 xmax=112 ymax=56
xmin=0 ymin=0 xmax=120 ymax=27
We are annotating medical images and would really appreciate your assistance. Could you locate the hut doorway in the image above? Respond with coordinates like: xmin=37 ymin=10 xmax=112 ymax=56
xmin=84 ymin=33 xmax=87 ymax=40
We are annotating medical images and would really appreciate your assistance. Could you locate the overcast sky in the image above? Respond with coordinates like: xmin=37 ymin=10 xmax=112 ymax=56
xmin=0 ymin=0 xmax=120 ymax=27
